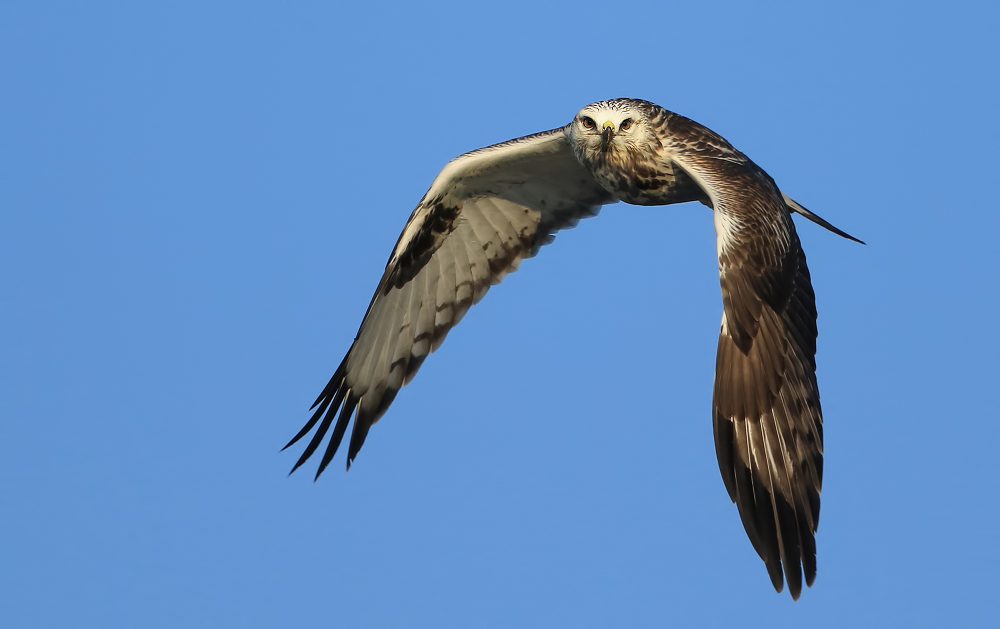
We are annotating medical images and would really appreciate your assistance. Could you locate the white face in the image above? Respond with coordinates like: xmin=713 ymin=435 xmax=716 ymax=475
xmin=569 ymin=101 xmax=644 ymax=155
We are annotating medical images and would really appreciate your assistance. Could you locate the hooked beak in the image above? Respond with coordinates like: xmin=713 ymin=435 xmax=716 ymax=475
xmin=601 ymin=121 xmax=615 ymax=144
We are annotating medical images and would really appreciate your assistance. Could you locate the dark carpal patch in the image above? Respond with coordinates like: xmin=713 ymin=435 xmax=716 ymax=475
xmin=386 ymin=200 xmax=460 ymax=291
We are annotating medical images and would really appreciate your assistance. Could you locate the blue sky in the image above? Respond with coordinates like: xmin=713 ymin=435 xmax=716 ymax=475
xmin=2 ymin=1 xmax=998 ymax=626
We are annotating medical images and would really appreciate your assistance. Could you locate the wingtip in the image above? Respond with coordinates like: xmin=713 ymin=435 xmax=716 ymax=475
xmin=287 ymin=459 xmax=305 ymax=477
xmin=787 ymin=569 xmax=804 ymax=600
xmin=766 ymin=558 xmax=784 ymax=594
xmin=314 ymin=455 xmax=335 ymax=481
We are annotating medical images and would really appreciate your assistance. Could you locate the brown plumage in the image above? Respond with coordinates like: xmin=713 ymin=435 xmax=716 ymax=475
xmin=284 ymin=98 xmax=860 ymax=599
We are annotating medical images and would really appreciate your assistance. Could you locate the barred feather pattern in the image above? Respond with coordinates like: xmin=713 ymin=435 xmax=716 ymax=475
xmin=574 ymin=99 xmax=824 ymax=599
xmin=284 ymin=128 xmax=613 ymax=478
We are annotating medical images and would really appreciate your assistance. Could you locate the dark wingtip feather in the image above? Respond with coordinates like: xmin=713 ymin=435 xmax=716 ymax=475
xmin=346 ymin=413 xmax=373 ymax=471
xmin=286 ymin=356 xmax=351 ymax=454
xmin=313 ymin=394 xmax=357 ymax=480
xmin=289 ymin=446 xmax=314 ymax=477
xmin=786 ymin=570 xmax=802 ymax=601
xmin=282 ymin=395 xmax=333 ymax=452
xmin=766 ymin=557 xmax=784 ymax=593
xmin=776 ymin=496 xmax=804 ymax=600
xmin=287 ymin=386 xmax=347 ymax=477
xmin=802 ymin=520 xmax=818 ymax=587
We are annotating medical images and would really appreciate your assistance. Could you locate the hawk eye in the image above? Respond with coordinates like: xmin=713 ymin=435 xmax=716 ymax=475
xmin=620 ymin=118 xmax=633 ymax=131
xmin=581 ymin=116 xmax=596 ymax=130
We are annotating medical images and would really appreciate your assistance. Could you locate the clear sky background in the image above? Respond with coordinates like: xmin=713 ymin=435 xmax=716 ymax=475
xmin=3 ymin=1 xmax=998 ymax=627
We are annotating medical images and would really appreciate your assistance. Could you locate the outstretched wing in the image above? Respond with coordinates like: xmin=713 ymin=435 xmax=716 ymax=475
xmin=670 ymin=125 xmax=823 ymax=600
xmin=285 ymin=127 xmax=615 ymax=478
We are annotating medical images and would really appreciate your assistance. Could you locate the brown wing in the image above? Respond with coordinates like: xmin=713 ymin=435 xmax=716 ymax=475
xmin=673 ymin=146 xmax=823 ymax=600
xmin=284 ymin=127 xmax=615 ymax=478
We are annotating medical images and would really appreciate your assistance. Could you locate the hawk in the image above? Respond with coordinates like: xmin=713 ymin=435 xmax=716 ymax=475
xmin=284 ymin=98 xmax=861 ymax=599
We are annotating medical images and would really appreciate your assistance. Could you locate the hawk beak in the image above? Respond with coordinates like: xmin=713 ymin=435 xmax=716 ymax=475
xmin=601 ymin=121 xmax=615 ymax=144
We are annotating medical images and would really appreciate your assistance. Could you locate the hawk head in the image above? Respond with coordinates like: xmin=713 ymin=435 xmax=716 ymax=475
xmin=568 ymin=98 xmax=657 ymax=162
xmin=568 ymin=98 xmax=664 ymax=201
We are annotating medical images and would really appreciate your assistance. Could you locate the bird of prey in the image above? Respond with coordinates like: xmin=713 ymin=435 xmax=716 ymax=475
xmin=284 ymin=98 xmax=861 ymax=599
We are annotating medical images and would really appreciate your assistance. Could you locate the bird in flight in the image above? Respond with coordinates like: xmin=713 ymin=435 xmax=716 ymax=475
xmin=283 ymin=98 xmax=861 ymax=599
